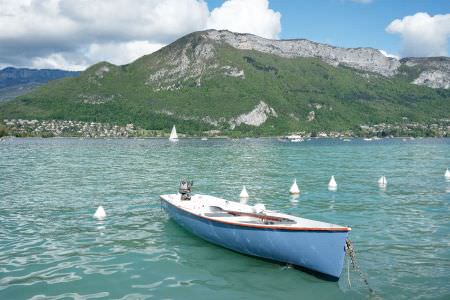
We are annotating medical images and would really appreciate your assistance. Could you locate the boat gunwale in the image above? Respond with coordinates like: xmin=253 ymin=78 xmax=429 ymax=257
xmin=160 ymin=196 xmax=351 ymax=232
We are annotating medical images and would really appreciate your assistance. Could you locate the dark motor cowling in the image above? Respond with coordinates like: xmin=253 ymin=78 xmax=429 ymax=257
xmin=179 ymin=179 xmax=193 ymax=201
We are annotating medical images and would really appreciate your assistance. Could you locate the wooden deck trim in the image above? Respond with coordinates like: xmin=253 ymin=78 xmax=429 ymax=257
xmin=161 ymin=197 xmax=351 ymax=232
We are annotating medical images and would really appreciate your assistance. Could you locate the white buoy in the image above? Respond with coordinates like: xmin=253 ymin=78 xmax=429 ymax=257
xmin=239 ymin=197 xmax=248 ymax=204
xmin=93 ymin=205 xmax=106 ymax=220
xmin=445 ymin=169 xmax=450 ymax=179
xmin=328 ymin=176 xmax=337 ymax=191
xmin=378 ymin=176 xmax=387 ymax=186
xmin=289 ymin=179 xmax=300 ymax=195
xmin=240 ymin=185 xmax=249 ymax=198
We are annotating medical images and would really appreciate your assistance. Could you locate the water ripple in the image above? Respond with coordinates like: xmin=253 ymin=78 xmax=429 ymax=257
xmin=0 ymin=138 xmax=449 ymax=299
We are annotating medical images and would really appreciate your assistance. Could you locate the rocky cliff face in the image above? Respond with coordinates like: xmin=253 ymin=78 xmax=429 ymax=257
xmin=138 ymin=29 xmax=448 ymax=91
xmin=202 ymin=30 xmax=448 ymax=89
xmin=402 ymin=57 xmax=450 ymax=89
xmin=145 ymin=40 xmax=217 ymax=91
xmin=206 ymin=30 xmax=401 ymax=77
xmin=229 ymin=101 xmax=277 ymax=128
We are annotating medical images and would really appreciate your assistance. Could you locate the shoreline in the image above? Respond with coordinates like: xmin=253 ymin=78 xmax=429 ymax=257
xmin=1 ymin=135 xmax=448 ymax=140
xmin=2 ymin=118 xmax=449 ymax=139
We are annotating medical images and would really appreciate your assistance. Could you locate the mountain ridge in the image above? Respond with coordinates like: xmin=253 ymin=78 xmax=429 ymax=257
xmin=0 ymin=67 xmax=80 ymax=101
xmin=0 ymin=29 xmax=449 ymax=137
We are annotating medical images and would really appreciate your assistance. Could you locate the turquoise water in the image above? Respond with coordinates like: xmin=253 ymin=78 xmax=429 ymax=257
xmin=0 ymin=138 xmax=449 ymax=300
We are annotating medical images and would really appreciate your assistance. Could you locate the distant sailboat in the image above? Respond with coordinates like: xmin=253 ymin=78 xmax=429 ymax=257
xmin=289 ymin=179 xmax=300 ymax=195
xmin=169 ymin=125 xmax=178 ymax=142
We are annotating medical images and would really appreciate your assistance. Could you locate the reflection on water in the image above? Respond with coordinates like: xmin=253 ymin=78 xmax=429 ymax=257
xmin=289 ymin=194 xmax=299 ymax=204
xmin=0 ymin=138 xmax=449 ymax=300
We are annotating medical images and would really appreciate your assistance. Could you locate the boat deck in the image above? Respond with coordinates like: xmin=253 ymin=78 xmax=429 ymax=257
xmin=160 ymin=194 xmax=351 ymax=231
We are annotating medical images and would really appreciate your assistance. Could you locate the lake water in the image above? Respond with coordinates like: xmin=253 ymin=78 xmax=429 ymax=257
xmin=0 ymin=138 xmax=449 ymax=300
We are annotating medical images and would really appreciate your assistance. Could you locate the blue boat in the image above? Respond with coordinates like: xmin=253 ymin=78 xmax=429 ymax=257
xmin=160 ymin=189 xmax=351 ymax=280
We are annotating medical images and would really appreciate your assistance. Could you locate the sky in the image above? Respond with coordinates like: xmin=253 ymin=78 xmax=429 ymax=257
xmin=0 ymin=0 xmax=449 ymax=70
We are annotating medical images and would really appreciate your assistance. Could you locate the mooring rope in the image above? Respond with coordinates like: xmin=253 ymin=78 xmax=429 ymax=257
xmin=347 ymin=255 xmax=351 ymax=288
xmin=345 ymin=239 xmax=376 ymax=296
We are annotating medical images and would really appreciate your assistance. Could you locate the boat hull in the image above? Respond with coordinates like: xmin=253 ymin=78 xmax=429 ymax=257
xmin=161 ymin=199 xmax=348 ymax=280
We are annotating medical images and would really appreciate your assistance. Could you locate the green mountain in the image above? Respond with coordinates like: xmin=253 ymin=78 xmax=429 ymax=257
xmin=1 ymin=30 xmax=449 ymax=136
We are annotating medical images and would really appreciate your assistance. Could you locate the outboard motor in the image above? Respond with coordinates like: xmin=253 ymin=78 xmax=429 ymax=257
xmin=179 ymin=179 xmax=193 ymax=201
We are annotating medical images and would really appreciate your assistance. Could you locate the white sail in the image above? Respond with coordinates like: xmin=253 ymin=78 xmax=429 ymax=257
xmin=169 ymin=125 xmax=178 ymax=141
xmin=445 ymin=169 xmax=450 ymax=179
xmin=289 ymin=179 xmax=300 ymax=194
xmin=93 ymin=205 xmax=106 ymax=220
xmin=240 ymin=185 xmax=249 ymax=198
xmin=328 ymin=176 xmax=337 ymax=190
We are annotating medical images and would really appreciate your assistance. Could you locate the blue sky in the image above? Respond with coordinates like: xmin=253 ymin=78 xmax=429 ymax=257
xmin=0 ymin=0 xmax=448 ymax=70
xmin=209 ymin=0 xmax=449 ymax=56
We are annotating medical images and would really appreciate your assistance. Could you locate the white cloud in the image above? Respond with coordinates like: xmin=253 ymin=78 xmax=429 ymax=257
xmin=379 ymin=50 xmax=400 ymax=60
xmin=86 ymin=41 xmax=166 ymax=66
xmin=207 ymin=0 xmax=281 ymax=39
xmin=31 ymin=53 xmax=88 ymax=71
xmin=0 ymin=0 xmax=282 ymax=70
xmin=30 ymin=41 xmax=167 ymax=70
xmin=386 ymin=12 xmax=450 ymax=57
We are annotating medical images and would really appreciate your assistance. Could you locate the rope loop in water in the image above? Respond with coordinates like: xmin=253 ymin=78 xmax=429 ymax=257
xmin=345 ymin=238 xmax=376 ymax=296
